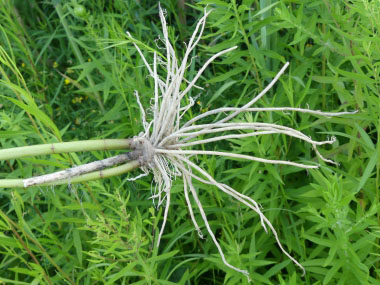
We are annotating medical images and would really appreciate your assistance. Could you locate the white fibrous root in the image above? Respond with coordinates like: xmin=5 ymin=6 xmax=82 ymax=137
xmin=126 ymin=3 xmax=357 ymax=279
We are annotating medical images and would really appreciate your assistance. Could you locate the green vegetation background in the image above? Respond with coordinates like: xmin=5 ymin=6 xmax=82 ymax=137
xmin=0 ymin=0 xmax=378 ymax=284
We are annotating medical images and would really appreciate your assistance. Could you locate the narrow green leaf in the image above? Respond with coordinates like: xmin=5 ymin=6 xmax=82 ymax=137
xmin=207 ymin=66 xmax=247 ymax=83
xmin=73 ymin=228 xmax=83 ymax=266
xmin=323 ymin=260 xmax=343 ymax=285
xmin=355 ymin=123 xmax=375 ymax=150
xmin=208 ymin=80 xmax=237 ymax=104
xmin=354 ymin=149 xmax=378 ymax=193
xmin=62 ymin=202 xmax=101 ymax=211
xmin=147 ymin=250 xmax=179 ymax=263
xmin=255 ymin=2 xmax=279 ymax=20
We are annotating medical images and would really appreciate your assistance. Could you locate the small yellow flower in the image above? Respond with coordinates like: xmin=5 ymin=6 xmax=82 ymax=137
xmin=72 ymin=97 xmax=84 ymax=104
xmin=64 ymin=78 xmax=70 ymax=85
xmin=87 ymin=58 xmax=92 ymax=62
xmin=53 ymin=61 xmax=58 ymax=68
xmin=21 ymin=62 xmax=26 ymax=68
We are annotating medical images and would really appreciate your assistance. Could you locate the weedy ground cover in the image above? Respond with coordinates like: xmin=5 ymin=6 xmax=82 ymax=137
xmin=0 ymin=0 xmax=379 ymax=284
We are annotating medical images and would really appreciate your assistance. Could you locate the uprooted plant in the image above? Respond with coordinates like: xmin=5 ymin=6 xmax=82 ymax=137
xmin=0 ymin=4 xmax=356 ymax=280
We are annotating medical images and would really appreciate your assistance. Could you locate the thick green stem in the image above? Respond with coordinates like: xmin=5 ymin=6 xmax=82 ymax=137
xmin=0 ymin=160 xmax=140 ymax=188
xmin=0 ymin=139 xmax=131 ymax=160
xmin=0 ymin=179 xmax=24 ymax=188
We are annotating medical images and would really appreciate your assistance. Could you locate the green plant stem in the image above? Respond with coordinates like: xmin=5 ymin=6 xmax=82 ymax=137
xmin=0 ymin=160 xmax=140 ymax=188
xmin=232 ymin=0 xmax=262 ymax=90
xmin=54 ymin=2 xmax=105 ymax=112
xmin=0 ymin=139 xmax=131 ymax=160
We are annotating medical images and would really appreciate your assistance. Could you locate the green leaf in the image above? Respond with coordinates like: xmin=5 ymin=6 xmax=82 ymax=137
xmin=354 ymin=148 xmax=378 ymax=194
xmin=206 ymin=66 xmax=247 ymax=83
xmin=208 ymin=80 xmax=237 ymax=105
xmin=73 ymin=228 xmax=83 ymax=266
xmin=62 ymin=202 xmax=101 ymax=210
xmin=355 ymin=123 xmax=375 ymax=150
xmin=323 ymin=260 xmax=344 ymax=285
xmin=147 ymin=250 xmax=179 ymax=263
xmin=0 ymin=130 xmax=31 ymax=139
